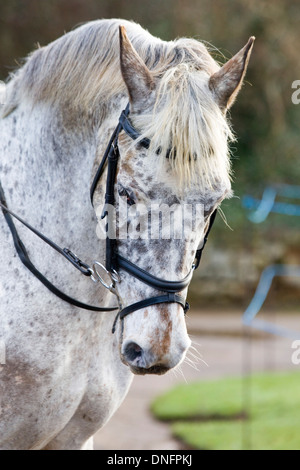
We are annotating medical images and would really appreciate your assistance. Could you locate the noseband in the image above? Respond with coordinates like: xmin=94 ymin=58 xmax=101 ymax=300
xmin=0 ymin=103 xmax=216 ymax=333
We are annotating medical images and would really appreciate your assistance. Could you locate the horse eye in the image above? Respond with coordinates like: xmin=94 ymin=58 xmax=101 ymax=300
xmin=117 ymin=184 xmax=136 ymax=206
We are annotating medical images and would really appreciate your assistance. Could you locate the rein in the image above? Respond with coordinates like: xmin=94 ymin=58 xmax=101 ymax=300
xmin=0 ymin=103 xmax=216 ymax=332
xmin=0 ymin=181 xmax=118 ymax=313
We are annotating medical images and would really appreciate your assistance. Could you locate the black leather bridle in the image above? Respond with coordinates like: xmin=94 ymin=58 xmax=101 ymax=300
xmin=0 ymin=103 xmax=216 ymax=332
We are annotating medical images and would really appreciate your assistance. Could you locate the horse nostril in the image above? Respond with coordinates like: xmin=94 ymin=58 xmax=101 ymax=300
xmin=124 ymin=342 xmax=143 ymax=363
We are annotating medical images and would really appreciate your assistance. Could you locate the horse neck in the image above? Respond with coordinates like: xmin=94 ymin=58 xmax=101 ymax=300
xmin=1 ymin=96 xmax=126 ymax=260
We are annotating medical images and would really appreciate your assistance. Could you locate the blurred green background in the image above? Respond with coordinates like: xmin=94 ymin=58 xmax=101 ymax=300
xmin=1 ymin=0 xmax=299 ymax=307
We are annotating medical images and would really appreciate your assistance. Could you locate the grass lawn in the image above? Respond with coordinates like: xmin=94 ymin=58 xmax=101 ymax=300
xmin=151 ymin=371 xmax=300 ymax=450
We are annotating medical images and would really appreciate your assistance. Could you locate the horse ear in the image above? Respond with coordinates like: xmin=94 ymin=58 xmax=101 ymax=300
xmin=119 ymin=25 xmax=155 ymax=108
xmin=209 ymin=36 xmax=255 ymax=112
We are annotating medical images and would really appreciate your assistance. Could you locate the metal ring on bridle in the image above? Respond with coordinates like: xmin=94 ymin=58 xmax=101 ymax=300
xmin=92 ymin=261 xmax=118 ymax=290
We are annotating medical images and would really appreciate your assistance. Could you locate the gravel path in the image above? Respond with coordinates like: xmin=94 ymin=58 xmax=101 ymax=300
xmin=94 ymin=311 xmax=299 ymax=450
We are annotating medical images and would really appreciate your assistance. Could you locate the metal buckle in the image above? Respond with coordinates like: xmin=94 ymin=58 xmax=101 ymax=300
xmin=63 ymin=248 xmax=93 ymax=276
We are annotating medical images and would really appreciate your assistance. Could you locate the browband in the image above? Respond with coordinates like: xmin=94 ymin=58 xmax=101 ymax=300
xmin=119 ymin=110 xmax=150 ymax=149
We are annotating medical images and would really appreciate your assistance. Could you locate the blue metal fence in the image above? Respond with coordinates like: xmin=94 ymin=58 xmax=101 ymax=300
xmin=242 ymin=185 xmax=300 ymax=339
xmin=243 ymin=184 xmax=300 ymax=223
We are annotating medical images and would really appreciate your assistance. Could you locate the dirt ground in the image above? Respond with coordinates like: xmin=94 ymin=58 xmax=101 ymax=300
xmin=94 ymin=311 xmax=299 ymax=450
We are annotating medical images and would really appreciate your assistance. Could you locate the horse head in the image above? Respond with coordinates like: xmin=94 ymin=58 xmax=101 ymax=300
xmin=95 ymin=26 xmax=254 ymax=375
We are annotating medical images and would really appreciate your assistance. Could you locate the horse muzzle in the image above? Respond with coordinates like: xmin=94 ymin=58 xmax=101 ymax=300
xmin=121 ymin=338 xmax=190 ymax=376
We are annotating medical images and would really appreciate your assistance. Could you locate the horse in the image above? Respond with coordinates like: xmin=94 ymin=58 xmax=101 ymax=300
xmin=0 ymin=19 xmax=254 ymax=450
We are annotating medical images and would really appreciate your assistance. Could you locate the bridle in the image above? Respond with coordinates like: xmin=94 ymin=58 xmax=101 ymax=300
xmin=90 ymin=103 xmax=217 ymax=330
xmin=0 ymin=103 xmax=216 ymax=332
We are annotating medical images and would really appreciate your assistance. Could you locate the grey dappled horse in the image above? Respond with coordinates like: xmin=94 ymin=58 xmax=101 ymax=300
xmin=0 ymin=19 xmax=253 ymax=449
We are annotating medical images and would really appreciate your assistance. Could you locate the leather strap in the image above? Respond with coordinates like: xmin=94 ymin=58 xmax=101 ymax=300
xmin=103 ymin=145 xmax=120 ymax=273
xmin=119 ymin=293 xmax=189 ymax=320
xmin=90 ymin=104 xmax=130 ymax=206
xmin=119 ymin=110 xmax=150 ymax=149
xmin=193 ymin=208 xmax=217 ymax=269
xmin=117 ymin=254 xmax=194 ymax=292
xmin=0 ymin=183 xmax=118 ymax=312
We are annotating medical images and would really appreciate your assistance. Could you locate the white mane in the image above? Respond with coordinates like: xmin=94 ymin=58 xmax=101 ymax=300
xmin=133 ymin=65 xmax=234 ymax=188
xmin=2 ymin=19 xmax=234 ymax=188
